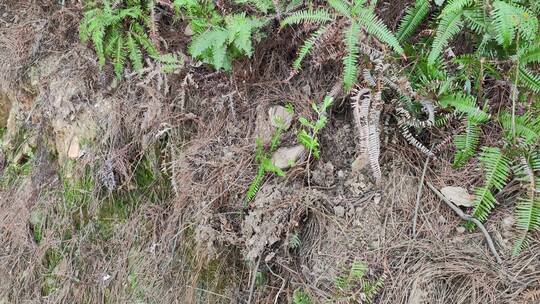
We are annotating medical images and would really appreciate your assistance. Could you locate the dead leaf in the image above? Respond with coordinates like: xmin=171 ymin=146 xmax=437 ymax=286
xmin=441 ymin=186 xmax=475 ymax=207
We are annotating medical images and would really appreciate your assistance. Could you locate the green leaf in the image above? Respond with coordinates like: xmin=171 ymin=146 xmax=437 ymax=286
xmin=357 ymin=9 xmax=404 ymax=55
xmin=343 ymin=21 xmax=361 ymax=91
xmin=397 ymin=0 xmax=430 ymax=42
xmin=280 ymin=9 xmax=333 ymax=27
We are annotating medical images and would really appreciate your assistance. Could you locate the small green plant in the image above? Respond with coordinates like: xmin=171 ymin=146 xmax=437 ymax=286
xmin=333 ymin=259 xmax=384 ymax=303
xmin=293 ymin=288 xmax=312 ymax=304
xmin=425 ymin=0 xmax=540 ymax=92
xmin=189 ymin=13 xmax=266 ymax=71
xmin=245 ymin=126 xmax=286 ymax=205
xmin=281 ymin=0 xmax=404 ymax=91
xmin=80 ymin=0 xmax=180 ymax=79
xmin=175 ymin=0 xmax=267 ymax=71
xmin=297 ymin=96 xmax=333 ymax=159
xmin=289 ymin=232 xmax=301 ymax=249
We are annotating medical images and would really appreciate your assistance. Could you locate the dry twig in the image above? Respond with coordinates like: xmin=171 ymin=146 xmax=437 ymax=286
xmin=426 ymin=181 xmax=503 ymax=264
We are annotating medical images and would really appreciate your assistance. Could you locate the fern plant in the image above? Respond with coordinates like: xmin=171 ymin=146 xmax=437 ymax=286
xmin=281 ymin=0 xmax=404 ymax=91
xmin=427 ymin=0 xmax=540 ymax=94
xmin=297 ymin=96 xmax=333 ymax=159
xmin=80 ymin=0 xmax=180 ymax=79
xmin=245 ymin=125 xmax=286 ymax=206
xmin=333 ymin=259 xmax=384 ymax=303
xmin=175 ymin=0 xmax=268 ymax=71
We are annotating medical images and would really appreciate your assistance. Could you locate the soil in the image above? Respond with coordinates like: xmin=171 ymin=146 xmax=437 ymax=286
xmin=1 ymin=1 xmax=539 ymax=304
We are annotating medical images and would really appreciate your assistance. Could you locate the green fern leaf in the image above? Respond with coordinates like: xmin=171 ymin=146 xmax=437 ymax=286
xmin=112 ymin=34 xmax=127 ymax=79
xmin=492 ymin=1 xmax=538 ymax=47
xmin=245 ymin=167 xmax=264 ymax=204
xmin=92 ymin=27 xmax=107 ymax=67
xmin=226 ymin=13 xmax=265 ymax=57
xmin=131 ymin=23 xmax=160 ymax=59
xmin=513 ymin=153 xmax=540 ymax=254
xmin=499 ymin=111 xmax=540 ymax=145
xmin=453 ymin=120 xmax=481 ymax=168
xmin=513 ymin=234 xmax=532 ymax=255
xmin=441 ymin=0 xmax=473 ymax=15
xmin=397 ymin=0 xmax=430 ymax=42
xmin=518 ymin=44 xmax=540 ymax=65
xmin=328 ymin=0 xmax=352 ymax=18
xmin=463 ymin=5 xmax=487 ymax=34
xmin=343 ymin=21 xmax=361 ymax=91
xmin=350 ymin=260 xmax=367 ymax=279
xmin=127 ymin=33 xmax=143 ymax=72
xmin=280 ymin=9 xmax=333 ymax=27
xmin=472 ymin=147 xmax=511 ymax=221
xmin=515 ymin=197 xmax=540 ymax=233
xmin=439 ymin=93 xmax=490 ymax=123
xmin=428 ymin=8 xmax=464 ymax=65
xmin=357 ymin=9 xmax=404 ymax=55
xmin=293 ymin=25 xmax=329 ymax=70
xmin=518 ymin=66 xmax=540 ymax=93
xmin=472 ymin=186 xmax=498 ymax=222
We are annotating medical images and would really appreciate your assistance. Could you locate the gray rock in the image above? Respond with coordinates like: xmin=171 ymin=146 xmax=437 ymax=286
xmin=268 ymin=105 xmax=293 ymax=130
xmin=271 ymin=145 xmax=305 ymax=169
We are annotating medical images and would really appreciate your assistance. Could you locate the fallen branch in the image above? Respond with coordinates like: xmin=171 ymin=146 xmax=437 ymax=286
xmin=426 ymin=181 xmax=503 ymax=264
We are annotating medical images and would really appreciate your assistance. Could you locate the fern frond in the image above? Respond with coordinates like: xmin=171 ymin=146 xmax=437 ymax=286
xmin=463 ymin=5 xmax=487 ymax=34
xmin=492 ymin=1 xmax=538 ymax=47
xmin=453 ymin=120 xmax=481 ymax=167
xmin=350 ymin=260 xmax=367 ymax=279
xmin=328 ymin=0 xmax=352 ymax=18
xmin=92 ymin=27 xmax=107 ymax=67
xmin=515 ymin=198 xmax=540 ymax=234
xmin=472 ymin=186 xmax=498 ymax=222
xmin=518 ymin=44 xmax=540 ymax=65
xmin=112 ymin=34 xmax=127 ymax=79
xmin=131 ymin=22 xmax=160 ymax=59
xmin=472 ymin=147 xmax=511 ymax=221
xmin=226 ymin=13 xmax=265 ymax=57
xmin=280 ymin=9 xmax=333 ymax=27
xmin=343 ymin=21 xmax=361 ymax=91
xmin=127 ymin=33 xmax=143 ymax=72
xmin=513 ymin=234 xmax=532 ymax=256
xmin=499 ymin=111 xmax=540 ymax=145
xmin=293 ymin=25 xmax=330 ymax=70
xmin=513 ymin=154 xmax=540 ymax=254
xmin=440 ymin=0 xmax=474 ymax=15
xmin=357 ymin=9 xmax=404 ymax=55
xmin=396 ymin=0 xmax=430 ymax=42
xmin=439 ymin=93 xmax=490 ymax=123
xmin=428 ymin=8 xmax=465 ymax=65
xmin=352 ymin=88 xmax=372 ymax=159
xmin=518 ymin=66 xmax=540 ymax=93
xmin=245 ymin=167 xmax=264 ymax=204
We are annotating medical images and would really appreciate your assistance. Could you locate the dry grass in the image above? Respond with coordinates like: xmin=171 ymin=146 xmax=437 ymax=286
xmin=1 ymin=1 xmax=540 ymax=304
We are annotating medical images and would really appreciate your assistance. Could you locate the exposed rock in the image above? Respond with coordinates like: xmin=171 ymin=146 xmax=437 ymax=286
xmin=441 ymin=186 xmax=475 ymax=207
xmin=255 ymin=104 xmax=294 ymax=144
xmin=271 ymin=145 xmax=305 ymax=169
xmin=268 ymin=105 xmax=293 ymax=130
